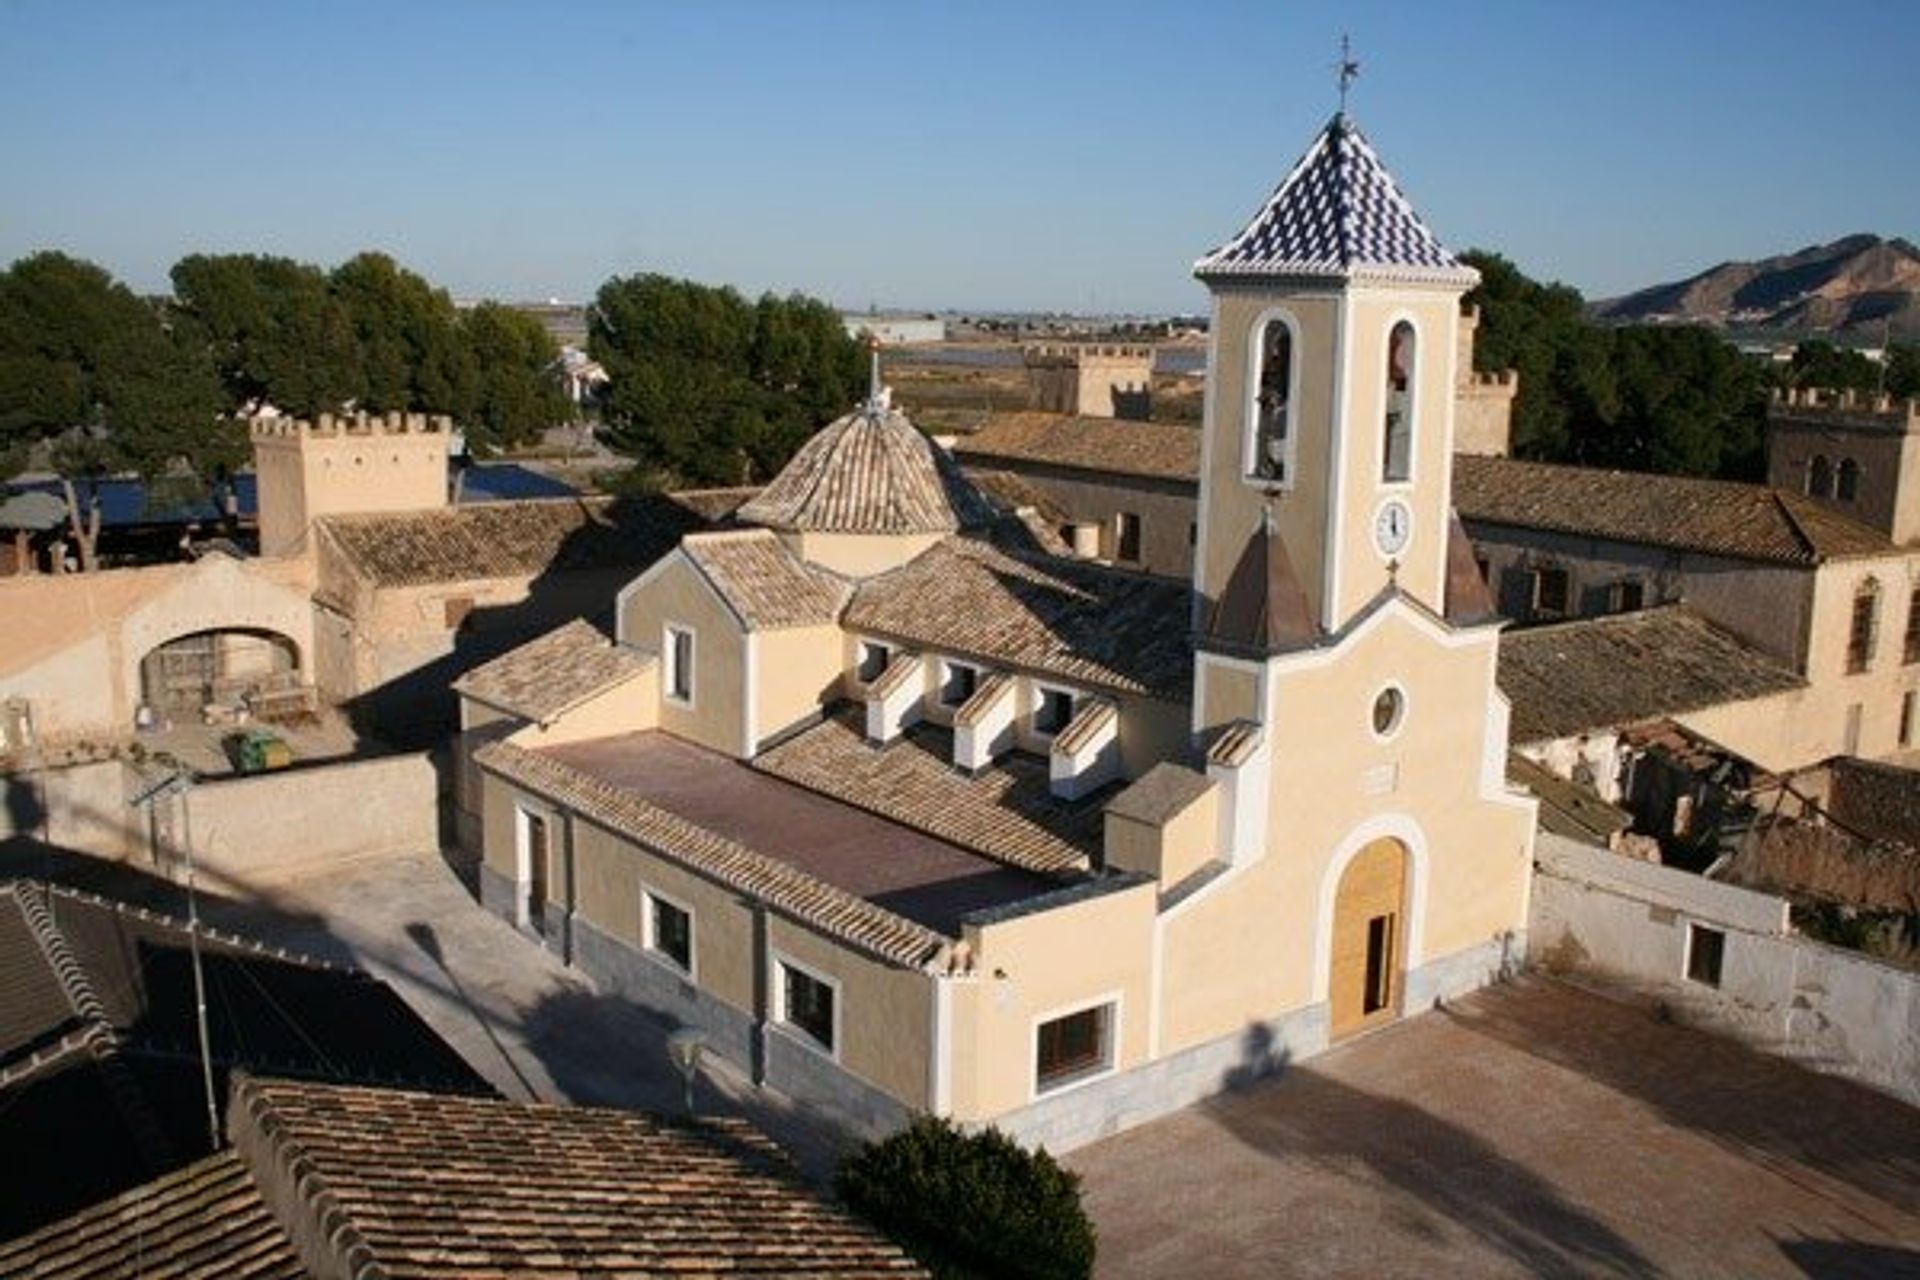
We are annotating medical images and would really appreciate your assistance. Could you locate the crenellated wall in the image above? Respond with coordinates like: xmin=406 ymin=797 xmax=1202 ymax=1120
xmin=251 ymin=411 xmax=453 ymax=558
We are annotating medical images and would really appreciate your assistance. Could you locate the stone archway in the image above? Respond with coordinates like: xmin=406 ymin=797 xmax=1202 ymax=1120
xmin=139 ymin=627 xmax=300 ymax=720
xmin=1328 ymin=837 xmax=1409 ymax=1040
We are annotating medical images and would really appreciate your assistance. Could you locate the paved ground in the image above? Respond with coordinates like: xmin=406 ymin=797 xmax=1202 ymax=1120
xmin=1067 ymin=979 xmax=1920 ymax=1279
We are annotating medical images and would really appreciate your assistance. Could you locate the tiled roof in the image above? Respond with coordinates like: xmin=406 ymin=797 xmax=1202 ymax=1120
xmin=1106 ymin=763 xmax=1215 ymax=827
xmin=1202 ymin=522 xmax=1319 ymax=656
xmin=317 ymin=493 xmax=710 ymax=588
xmin=954 ymin=413 xmax=1203 ymax=484
xmin=0 ymin=1152 xmax=302 ymax=1280
xmin=1454 ymin=455 xmax=1895 ymax=565
xmin=1507 ymin=753 xmax=1632 ymax=846
xmin=1052 ymin=696 xmax=1118 ymax=756
xmin=453 ymin=617 xmax=653 ymax=724
xmin=755 ymin=711 xmax=1105 ymax=875
xmin=228 ymin=1076 xmax=927 ymax=1278
xmin=1498 ymin=606 xmax=1805 ymax=742
xmin=1195 ymin=114 xmax=1475 ymax=285
xmin=682 ymin=529 xmax=852 ymax=630
xmin=953 ymin=670 xmax=1015 ymax=729
xmin=965 ymin=467 xmax=1072 ymax=524
xmin=738 ymin=404 xmax=992 ymax=535
xmin=474 ymin=739 xmax=950 ymax=965
xmin=845 ymin=537 xmax=1194 ymax=701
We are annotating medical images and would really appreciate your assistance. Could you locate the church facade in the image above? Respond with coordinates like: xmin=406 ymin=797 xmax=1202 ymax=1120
xmin=461 ymin=113 xmax=1536 ymax=1148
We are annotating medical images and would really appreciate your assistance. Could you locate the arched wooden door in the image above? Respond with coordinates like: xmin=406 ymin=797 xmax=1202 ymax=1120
xmin=1329 ymin=838 xmax=1408 ymax=1039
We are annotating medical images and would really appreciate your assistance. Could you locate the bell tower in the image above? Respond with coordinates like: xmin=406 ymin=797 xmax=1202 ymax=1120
xmin=1190 ymin=112 xmax=1479 ymax=670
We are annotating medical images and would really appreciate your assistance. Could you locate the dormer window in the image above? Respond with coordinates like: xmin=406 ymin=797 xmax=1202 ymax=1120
xmin=1033 ymin=686 xmax=1075 ymax=736
xmin=855 ymin=640 xmax=891 ymax=683
xmin=1382 ymin=321 xmax=1414 ymax=483
xmin=939 ymin=660 xmax=979 ymax=708
xmin=1248 ymin=317 xmax=1296 ymax=487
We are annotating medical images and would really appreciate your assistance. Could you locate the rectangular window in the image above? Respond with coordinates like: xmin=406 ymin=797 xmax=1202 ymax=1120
xmin=644 ymin=890 xmax=693 ymax=975
xmin=778 ymin=960 xmax=836 ymax=1055
xmin=1685 ymin=923 xmax=1725 ymax=988
xmin=1033 ymin=686 xmax=1074 ymax=736
xmin=1901 ymin=690 xmax=1916 ymax=748
xmin=1609 ymin=579 xmax=1645 ymax=613
xmin=1533 ymin=567 xmax=1570 ymax=618
xmin=1187 ymin=521 xmax=1197 ymax=548
xmin=1362 ymin=913 xmax=1396 ymax=1015
xmin=1905 ymin=589 xmax=1920 ymax=665
xmin=665 ymin=626 xmax=694 ymax=703
xmin=1035 ymin=1003 xmax=1113 ymax=1093
xmin=1845 ymin=702 xmax=1864 ymax=755
xmin=855 ymin=640 xmax=891 ymax=684
xmin=1115 ymin=512 xmax=1142 ymax=563
xmin=939 ymin=660 xmax=978 ymax=708
xmin=1847 ymin=590 xmax=1877 ymax=674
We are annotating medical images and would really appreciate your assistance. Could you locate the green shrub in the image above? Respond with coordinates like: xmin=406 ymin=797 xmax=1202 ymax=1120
xmin=836 ymin=1115 xmax=1096 ymax=1280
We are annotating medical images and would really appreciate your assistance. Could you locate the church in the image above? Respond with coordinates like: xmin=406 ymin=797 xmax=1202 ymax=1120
xmin=458 ymin=111 xmax=1537 ymax=1149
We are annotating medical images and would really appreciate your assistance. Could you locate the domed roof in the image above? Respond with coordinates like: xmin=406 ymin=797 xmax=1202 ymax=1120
xmin=738 ymin=398 xmax=989 ymax=536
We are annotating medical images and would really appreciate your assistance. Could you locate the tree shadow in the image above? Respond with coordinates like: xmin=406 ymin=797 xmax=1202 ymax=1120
xmin=1203 ymin=1021 xmax=1661 ymax=1280
xmin=1440 ymin=980 xmax=1920 ymax=1216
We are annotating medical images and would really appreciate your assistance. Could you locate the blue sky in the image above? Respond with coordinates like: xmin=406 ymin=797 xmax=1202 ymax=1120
xmin=2 ymin=1 xmax=1914 ymax=313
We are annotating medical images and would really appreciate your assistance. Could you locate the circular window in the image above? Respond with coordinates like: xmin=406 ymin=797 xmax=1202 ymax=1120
xmin=1371 ymin=686 xmax=1405 ymax=738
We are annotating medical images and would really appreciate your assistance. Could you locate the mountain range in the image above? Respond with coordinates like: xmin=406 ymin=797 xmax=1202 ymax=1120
xmin=1592 ymin=234 xmax=1920 ymax=340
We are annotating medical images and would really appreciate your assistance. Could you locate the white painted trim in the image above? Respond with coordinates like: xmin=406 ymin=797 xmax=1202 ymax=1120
xmin=771 ymin=950 xmax=842 ymax=1061
xmin=512 ymin=801 xmax=549 ymax=930
xmin=1028 ymin=989 xmax=1124 ymax=1103
xmin=1028 ymin=678 xmax=1079 ymax=739
xmin=1241 ymin=306 xmax=1305 ymax=492
xmin=931 ymin=656 xmax=982 ymax=713
xmin=639 ymin=882 xmax=697 ymax=982
xmin=1264 ymin=592 xmax=1496 ymax=680
xmin=662 ymin=622 xmax=696 ymax=708
xmin=613 ymin=548 xmax=691 ymax=647
xmin=741 ymin=630 xmax=758 ymax=756
xmin=1310 ymin=815 xmax=1430 ymax=1003
xmin=1322 ymin=289 xmax=1353 ymax=631
xmin=1192 ymin=305 xmax=1221 ymax=632
xmin=930 ymin=977 xmax=953 ymax=1114
xmin=851 ymin=635 xmax=894 ymax=689
xmin=1377 ymin=310 xmax=1422 ymax=490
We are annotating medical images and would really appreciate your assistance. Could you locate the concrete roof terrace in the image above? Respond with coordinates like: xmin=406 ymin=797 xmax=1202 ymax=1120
xmin=535 ymin=732 xmax=1060 ymax=939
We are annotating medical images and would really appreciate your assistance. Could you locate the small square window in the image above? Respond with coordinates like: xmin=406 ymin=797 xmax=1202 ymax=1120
xmin=939 ymin=661 xmax=978 ymax=708
xmin=779 ymin=961 xmax=836 ymax=1055
xmin=1036 ymin=1003 xmax=1113 ymax=1093
xmin=1686 ymin=923 xmax=1724 ymax=988
xmin=645 ymin=891 xmax=692 ymax=975
xmin=1033 ymin=687 xmax=1074 ymax=736
xmin=856 ymin=640 xmax=891 ymax=684
xmin=1534 ymin=567 xmax=1570 ymax=618
xmin=1115 ymin=512 xmax=1142 ymax=563
xmin=1609 ymin=580 xmax=1645 ymax=613
xmin=665 ymin=626 xmax=694 ymax=703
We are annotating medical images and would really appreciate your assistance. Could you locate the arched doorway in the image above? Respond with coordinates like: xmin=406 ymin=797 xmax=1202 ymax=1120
xmin=139 ymin=628 xmax=300 ymax=721
xmin=1329 ymin=837 xmax=1408 ymax=1039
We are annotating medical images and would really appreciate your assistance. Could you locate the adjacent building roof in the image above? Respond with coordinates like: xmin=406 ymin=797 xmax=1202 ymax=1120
xmin=1507 ymin=753 xmax=1633 ymax=846
xmin=954 ymin=413 xmax=1203 ymax=484
xmin=755 ymin=712 xmax=1106 ymax=875
xmin=1454 ymin=455 xmax=1895 ymax=565
xmin=845 ymin=536 xmax=1194 ymax=701
xmin=452 ymin=617 xmax=654 ymax=724
xmin=316 ymin=492 xmax=713 ymax=588
xmin=1194 ymin=113 xmax=1476 ymax=286
xmin=681 ymin=528 xmax=853 ymax=630
xmin=1202 ymin=521 xmax=1319 ymax=656
xmin=223 ymin=1076 xmax=927 ymax=1278
xmin=1498 ymin=606 xmax=1805 ymax=743
xmin=474 ymin=738 xmax=956 ymax=966
xmin=738 ymin=403 xmax=990 ymax=535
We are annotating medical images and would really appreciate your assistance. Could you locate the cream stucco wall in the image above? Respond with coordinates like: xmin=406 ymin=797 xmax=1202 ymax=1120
xmin=785 ymin=530 xmax=944 ymax=579
xmin=253 ymin=419 xmax=449 ymax=559
xmin=500 ymin=668 xmax=659 ymax=750
xmin=752 ymin=624 xmax=846 ymax=749
xmin=616 ymin=554 xmax=749 ymax=758
xmin=767 ymin=914 xmax=932 ymax=1110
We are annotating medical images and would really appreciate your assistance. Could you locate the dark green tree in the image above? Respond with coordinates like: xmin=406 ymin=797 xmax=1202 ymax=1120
xmin=835 ymin=1116 xmax=1096 ymax=1280
xmin=1783 ymin=339 xmax=1880 ymax=395
xmin=1887 ymin=344 xmax=1920 ymax=399
xmin=460 ymin=301 xmax=569 ymax=453
xmin=330 ymin=252 xmax=476 ymax=417
xmin=169 ymin=253 xmax=362 ymax=415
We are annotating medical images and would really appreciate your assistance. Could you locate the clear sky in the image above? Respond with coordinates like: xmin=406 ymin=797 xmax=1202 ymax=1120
xmin=2 ymin=0 xmax=1914 ymax=314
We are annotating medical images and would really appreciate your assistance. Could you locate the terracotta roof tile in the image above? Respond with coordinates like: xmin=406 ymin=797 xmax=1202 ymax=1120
xmin=755 ymin=711 xmax=1103 ymax=875
xmin=845 ymin=537 xmax=1194 ymax=701
xmin=1106 ymin=763 xmax=1215 ymax=826
xmin=0 ymin=1151 xmax=302 ymax=1280
xmin=453 ymin=618 xmax=653 ymax=724
xmin=682 ymin=529 xmax=852 ymax=630
xmin=739 ymin=405 xmax=991 ymax=535
xmin=1454 ymin=455 xmax=1894 ymax=565
xmin=474 ymin=739 xmax=950 ymax=965
xmin=1052 ymin=696 xmax=1118 ymax=756
xmin=1498 ymin=606 xmax=1805 ymax=742
xmin=955 ymin=412 xmax=1202 ymax=484
xmin=229 ymin=1076 xmax=928 ymax=1278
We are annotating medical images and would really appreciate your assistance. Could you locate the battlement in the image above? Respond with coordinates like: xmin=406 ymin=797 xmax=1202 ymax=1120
xmin=1769 ymin=387 xmax=1920 ymax=432
xmin=1463 ymin=369 xmax=1518 ymax=392
xmin=1022 ymin=343 xmax=1156 ymax=368
xmin=250 ymin=410 xmax=454 ymax=440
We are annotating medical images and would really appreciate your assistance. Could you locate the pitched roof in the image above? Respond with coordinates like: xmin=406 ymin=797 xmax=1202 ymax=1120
xmin=225 ymin=1076 xmax=926 ymax=1279
xmin=954 ymin=413 xmax=1203 ymax=484
xmin=452 ymin=617 xmax=653 ymax=724
xmin=1453 ymin=455 xmax=1895 ymax=565
xmin=0 ymin=1151 xmax=302 ymax=1280
xmin=754 ymin=712 xmax=1105 ymax=875
xmin=1498 ymin=606 xmax=1805 ymax=742
xmin=473 ymin=738 xmax=953 ymax=966
xmin=1195 ymin=114 xmax=1476 ymax=286
xmin=738 ymin=403 xmax=991 ymax=535
xmin=682 ymin=528 xmax=853 ymax=630
xmin=1201 ymin=520 xmax=1319 ymax=656
xmin=316 ymin=492 xmax=712 ymax=588
xmin=844 ymin=537 xmax=1194 ymax=701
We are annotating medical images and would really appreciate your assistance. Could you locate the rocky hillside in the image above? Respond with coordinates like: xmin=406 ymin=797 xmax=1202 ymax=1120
xmin=1593 ymin=234 xmax=1920 ymax=338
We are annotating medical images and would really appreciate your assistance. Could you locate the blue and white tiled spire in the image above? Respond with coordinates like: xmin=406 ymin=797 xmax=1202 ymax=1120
xmin=1194 ymin=114 xmax=1477 ymax=287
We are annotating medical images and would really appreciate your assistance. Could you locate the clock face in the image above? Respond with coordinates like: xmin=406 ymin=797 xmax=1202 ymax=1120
xmin=1374 ymin=500 xmax=1412 ymax=557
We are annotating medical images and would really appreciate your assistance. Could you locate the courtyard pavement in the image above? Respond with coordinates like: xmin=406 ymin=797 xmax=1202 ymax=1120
xmin=1066 ymin=978 xmax=1920 ymax=1279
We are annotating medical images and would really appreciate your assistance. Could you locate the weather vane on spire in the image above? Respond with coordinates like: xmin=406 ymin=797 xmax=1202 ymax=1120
xmin=1335 ymin=34 xmax=1360 ymax=116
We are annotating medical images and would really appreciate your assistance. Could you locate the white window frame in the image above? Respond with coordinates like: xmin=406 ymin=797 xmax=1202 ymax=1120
xmin=854 ymin=637 xmax=893 ymax=687
xmin=663 ymin=622 xmax=695 ymax=707
xmin=937 ymin=658 xmax=980 ymax=709
xmin=1030 ymin=681 xmax=1078 ymax=740
xmin=771 ymin=951 xmax=841 ymax=1061
xmin=1243 ymin=309 xmax=1302 ymax=492
xmin=1684 ymin=921 xmax=1725 ymax=989
xmin=640 ymin=884 xmax=696 ymax=981
xmin=1029 ymin=991 xmax=1122 ymax=1101
xmin=1379 ymin=316 xmax=1419 ymax=489
xmin=512 ymin=802 xmax=549 ymax=929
